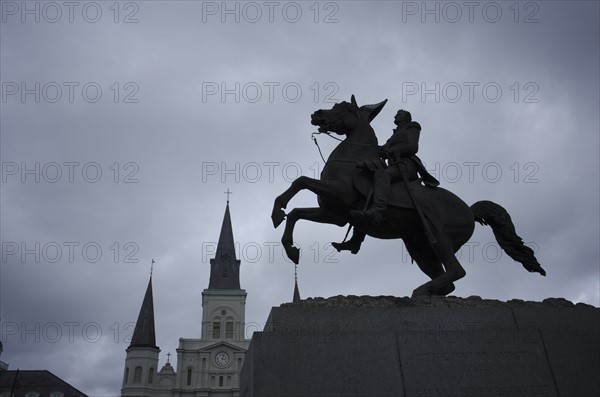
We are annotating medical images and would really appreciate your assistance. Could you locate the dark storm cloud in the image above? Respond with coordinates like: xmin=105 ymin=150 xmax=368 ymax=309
xmin=1 ymin=1 xmax=598 ymax=395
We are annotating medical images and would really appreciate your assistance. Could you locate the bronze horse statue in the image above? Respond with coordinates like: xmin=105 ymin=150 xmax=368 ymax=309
xmin=271 ymin=95 xmax=545 ymax=297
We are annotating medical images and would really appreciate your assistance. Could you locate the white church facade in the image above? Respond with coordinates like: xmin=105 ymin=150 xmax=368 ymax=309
xmin=121 ymin=202 xmax=250 ymax=397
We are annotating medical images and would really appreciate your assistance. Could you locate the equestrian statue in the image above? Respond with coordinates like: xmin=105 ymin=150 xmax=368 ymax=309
xmin=271 ymin=95 xmax=545 ymax=297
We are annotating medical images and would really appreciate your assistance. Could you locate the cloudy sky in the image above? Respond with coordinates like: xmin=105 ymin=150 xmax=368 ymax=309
xmin=1 ymin=0 xmax=598 ymax=395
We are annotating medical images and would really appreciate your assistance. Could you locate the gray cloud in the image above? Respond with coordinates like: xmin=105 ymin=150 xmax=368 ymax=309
xmin=1 ymin=1 xmax=598 ymax=395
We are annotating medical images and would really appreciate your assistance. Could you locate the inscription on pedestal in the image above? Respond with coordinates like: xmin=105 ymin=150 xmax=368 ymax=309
xmin=399 ymin=329 xmax=556 ymax=397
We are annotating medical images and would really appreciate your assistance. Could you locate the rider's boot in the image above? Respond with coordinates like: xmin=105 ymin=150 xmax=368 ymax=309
xmin=332 ymin=231 xmax=366 ymax=254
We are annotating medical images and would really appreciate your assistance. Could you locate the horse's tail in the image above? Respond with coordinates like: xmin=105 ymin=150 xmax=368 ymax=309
xmin=470 ymin=200 xmax=546 ymax=276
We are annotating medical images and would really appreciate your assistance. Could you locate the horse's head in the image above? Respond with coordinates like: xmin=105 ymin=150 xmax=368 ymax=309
xmin=311 ymin=95 xmax=387 ymax=135
xmin=311 ymin=97 xmax=360 ymax=135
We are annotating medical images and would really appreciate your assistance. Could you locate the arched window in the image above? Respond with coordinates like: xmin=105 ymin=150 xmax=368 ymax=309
xmin=226 ymin=321 xmax=234 ymax=339
xmin=187 ymin=368 xmax=192 ymax=386
xmin=148 ymin=367 xmax=154 ymax=383
xmin=213 ymin=321 xmax=221 ymax=339
xmin=133 ymin=366 xmax=142 ymax=383
xmin=219 ymin=376 xmax=224 ymax=387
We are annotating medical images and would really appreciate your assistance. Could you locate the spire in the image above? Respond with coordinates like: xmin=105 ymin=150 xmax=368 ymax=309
xmin=129 ymin=276 xmax=157 ymax=349
xmin=292 ymin=264 xmax=301 ymax=303
xmin=215 ymin=203 xmax=238 ymax=265
xmin=209 ymin=200 xmax=241 ymax=289
xmin=293 ymin=280 xmax=301 ymax=303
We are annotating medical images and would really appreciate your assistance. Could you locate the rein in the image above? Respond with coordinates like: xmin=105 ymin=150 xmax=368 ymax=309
xmin=310 ymin=131 xmax=373 ymax=244
xmin=311 ymin=131 xmax=329 ymax=164
xmin=309 ymin=128 xmax=377 ymax=245
xmin=311 ymin=130 xmax=376 ymax=164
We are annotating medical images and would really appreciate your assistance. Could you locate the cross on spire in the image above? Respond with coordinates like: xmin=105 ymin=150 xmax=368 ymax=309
xmin=150 ymin=259 xmax=155 ymax=277
xmin=167 ymin=352 xmax=171 ymax=363
xmin=224 ymin=188 xmax=233 ymax=204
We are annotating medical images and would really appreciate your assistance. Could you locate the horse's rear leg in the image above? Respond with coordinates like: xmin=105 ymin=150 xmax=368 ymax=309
xmin=405 ymin=239 xmax=455 ymax=296
xmin=411 ymin=235 xmax=465 ymax=297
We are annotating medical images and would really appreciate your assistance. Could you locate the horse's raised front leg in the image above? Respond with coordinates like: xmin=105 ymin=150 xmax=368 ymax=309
xmin=281 ymin=207 xmax=347 ymax=264
xmin=272 ymin=176 xmax=345 ymax=228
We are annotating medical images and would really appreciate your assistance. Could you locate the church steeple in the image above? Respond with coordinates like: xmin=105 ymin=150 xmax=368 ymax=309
xmin=122 ymin=268 xmax=159 ymax=396
xmin=293 ymin=280 xmax=301 ymax=303
xmin=209 ymin=201 xmax=241 ymax=290
xmin=293 ymin=264 xmax=301 ymax=303
xmin=129 ymin=276 xmax=157 ymax=349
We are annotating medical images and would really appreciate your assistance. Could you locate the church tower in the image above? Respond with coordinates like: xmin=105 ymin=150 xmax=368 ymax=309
xmin=121 ymin=275 xmax=160 ymax=397
xmin=120 ymin=196 xmax=249 ymax=397
xmin=202 ymin=201 xmax=246 ymax=339
xmin=175 ymin=199 xmax=249 ymax=396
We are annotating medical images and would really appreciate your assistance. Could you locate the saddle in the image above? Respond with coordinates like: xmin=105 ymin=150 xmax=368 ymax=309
xmin=352 ymin=168 xmax=432 ymax=210
xmin=352 ymin=167 xmax=444 ymax=234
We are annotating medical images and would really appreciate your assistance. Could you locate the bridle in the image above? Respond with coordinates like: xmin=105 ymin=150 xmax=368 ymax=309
xmin=311 ymin=129 xmax=376 ymax=164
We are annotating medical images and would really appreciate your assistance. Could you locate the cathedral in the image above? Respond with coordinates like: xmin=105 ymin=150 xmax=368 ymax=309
xmin=120 ymin=201 xmax=250 ymax=397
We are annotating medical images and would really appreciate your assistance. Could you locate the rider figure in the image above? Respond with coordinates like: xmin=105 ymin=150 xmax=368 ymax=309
xmin=333 ymin=110 xmax=439 ymax=254
xmin=353 ymin=109 xmax=439 ymax=225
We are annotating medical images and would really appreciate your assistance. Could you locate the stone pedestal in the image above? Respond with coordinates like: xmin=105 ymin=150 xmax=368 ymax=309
xmin=240 ymin=296 xmax=599 ymax=397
